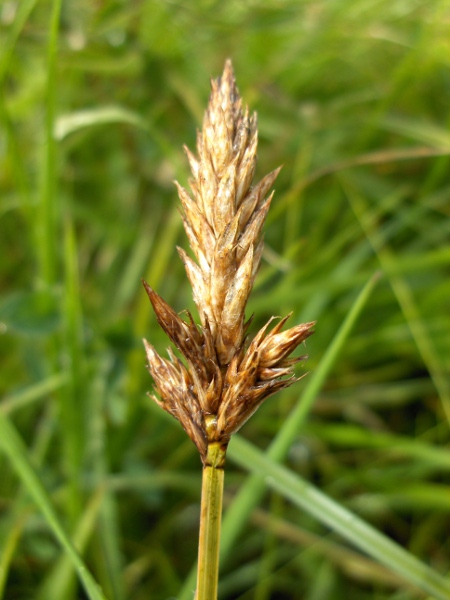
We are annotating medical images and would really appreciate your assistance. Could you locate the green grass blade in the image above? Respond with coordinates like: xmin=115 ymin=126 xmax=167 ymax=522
xmin=0 ymin=511 xmax=27 ymax=598
xmin=0 ymin=411 xmax=108 ymax=600
xmin=344 ymin=180 xmax=450 ymax=423
xmin=0 ymin=0 xmax=39 ymax=84
xmin=313 ymin=423 xmax=450 ymax=471
xmin=61 ymin=218 xmax=85 ymax=520
xmin=89 ymin=358 xmax=126 ymax=600
xmin=0 ymin=373 xmax=68 ymax=415
xmin=36 ymin=0 xmax=62 ymax=287
xmin=270 ymin=271 xmax=380 ymax=461
xmin=229 ymin=435 xmax=450 ymax=600
xmin=54 ymin=107 xmax=150 ymax=140
xmin=37 ymin=489 xmax=105 ymax=600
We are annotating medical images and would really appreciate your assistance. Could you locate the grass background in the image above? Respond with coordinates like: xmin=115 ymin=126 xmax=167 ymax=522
xmin=1 ymin=0 xmax=450 ymax=599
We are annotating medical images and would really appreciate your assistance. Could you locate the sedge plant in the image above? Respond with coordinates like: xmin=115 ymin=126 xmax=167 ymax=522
xmin=142 ymin=60 xmax=315 ymax=600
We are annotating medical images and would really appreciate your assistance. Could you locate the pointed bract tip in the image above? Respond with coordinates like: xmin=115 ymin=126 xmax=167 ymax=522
xmin=142 ymin=279 xmax=153 ymax=297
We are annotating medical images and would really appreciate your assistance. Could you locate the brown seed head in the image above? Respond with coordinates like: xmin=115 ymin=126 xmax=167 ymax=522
xmin=143 ymin=61 xmax=315 ymax=465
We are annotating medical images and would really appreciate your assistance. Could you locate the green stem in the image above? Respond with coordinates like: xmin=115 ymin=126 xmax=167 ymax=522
xmin=196 ymin=443 xmax=226 ymax=600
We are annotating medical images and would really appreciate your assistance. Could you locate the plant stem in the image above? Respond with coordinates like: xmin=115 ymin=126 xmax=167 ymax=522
xmin=196 ymin=443 xmax=226 ymax=600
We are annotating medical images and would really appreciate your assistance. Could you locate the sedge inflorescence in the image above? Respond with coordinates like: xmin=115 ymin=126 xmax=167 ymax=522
xmin=143 ymin=60 xmax=315 ymax=465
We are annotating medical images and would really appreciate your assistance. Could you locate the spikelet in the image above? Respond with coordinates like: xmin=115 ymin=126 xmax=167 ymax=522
xmin=143 ymin=60 xmax=315 ymax=465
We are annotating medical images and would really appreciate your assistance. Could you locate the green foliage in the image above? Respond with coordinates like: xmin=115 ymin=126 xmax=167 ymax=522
xmin=1 ymin=0 xmax=449 ymax=598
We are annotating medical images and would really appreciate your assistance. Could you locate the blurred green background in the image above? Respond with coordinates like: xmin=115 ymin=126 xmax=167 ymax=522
xmin=1 ymin=1 xmax=450 ymax=599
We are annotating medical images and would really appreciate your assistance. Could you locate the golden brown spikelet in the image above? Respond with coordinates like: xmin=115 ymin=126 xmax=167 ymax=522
xmin=143 ymin=60 xmax=315 ymax=465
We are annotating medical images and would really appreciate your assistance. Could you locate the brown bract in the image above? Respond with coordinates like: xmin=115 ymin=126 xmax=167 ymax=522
xmin=143 ymin=60 xmax=315 ymax=465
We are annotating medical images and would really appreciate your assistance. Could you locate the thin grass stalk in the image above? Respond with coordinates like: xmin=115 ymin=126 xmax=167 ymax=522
xmin=37 ymin=0 xmax=62 ymax=287
xmin=196 ymin=443 xmax=226 ymax=600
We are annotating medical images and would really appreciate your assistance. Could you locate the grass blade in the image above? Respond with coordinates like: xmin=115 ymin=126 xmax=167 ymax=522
xmin=0 ymin=411 xmax=108 ymax=600
xmin=230 ymin=435 xmax=450 ymax=600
